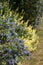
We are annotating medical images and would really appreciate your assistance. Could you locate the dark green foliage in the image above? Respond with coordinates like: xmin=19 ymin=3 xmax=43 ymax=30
xmin=0 ymin=0 xmax=42 ymax=28
xmin=8 ymin=0 xmax=41 ymax=27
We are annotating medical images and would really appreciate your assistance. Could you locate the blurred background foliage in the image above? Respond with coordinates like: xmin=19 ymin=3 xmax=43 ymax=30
xmin=0 ymin=0 xmax=43 ymax=28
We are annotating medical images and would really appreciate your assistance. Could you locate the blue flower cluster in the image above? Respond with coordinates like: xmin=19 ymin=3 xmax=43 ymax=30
xmin=0 ymin=6 xmax=31 ymax=65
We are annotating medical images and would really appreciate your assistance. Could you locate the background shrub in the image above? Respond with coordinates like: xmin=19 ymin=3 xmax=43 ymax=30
xmin=9 ymin=0 xmax=43 ymax=28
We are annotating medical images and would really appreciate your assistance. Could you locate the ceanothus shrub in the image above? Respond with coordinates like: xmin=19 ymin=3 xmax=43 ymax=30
xmin=0 ymin=5 xmax=31 ymax=65
xmin=0 ymin=3 xmax=39 ymax=65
